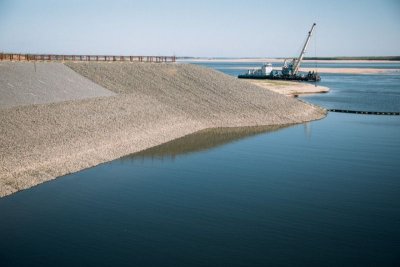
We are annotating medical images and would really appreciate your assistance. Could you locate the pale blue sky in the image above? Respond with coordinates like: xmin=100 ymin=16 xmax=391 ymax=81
xmin=0 ymin=0 xmax=399 ymax=57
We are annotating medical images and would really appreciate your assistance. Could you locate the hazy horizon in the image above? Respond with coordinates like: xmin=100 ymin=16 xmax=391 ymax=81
xmin=1 ymin=0 xmax=399 ymax=58
xmin=177 ymin=56 xmax=400 ymax=59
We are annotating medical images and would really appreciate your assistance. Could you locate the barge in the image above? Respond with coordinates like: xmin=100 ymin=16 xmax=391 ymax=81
xmin=238 ymin=23 xmax=320 ymax=82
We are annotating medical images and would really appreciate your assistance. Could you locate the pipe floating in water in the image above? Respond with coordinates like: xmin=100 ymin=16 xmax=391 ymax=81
xmin=328 ymin=109 xmax=400 ymax=116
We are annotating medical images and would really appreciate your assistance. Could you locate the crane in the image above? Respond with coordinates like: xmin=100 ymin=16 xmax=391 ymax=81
xmin=238 ymin=23 xmax=320 ymax=81
xmin=281 ymin=23 xmax=318 ymax=80
xmin=293 ymin=23 xmax=316 ymax=75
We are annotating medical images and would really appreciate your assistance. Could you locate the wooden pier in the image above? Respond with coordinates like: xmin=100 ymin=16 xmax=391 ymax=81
xmin=0 ymin=53 xmax=176 ymax=63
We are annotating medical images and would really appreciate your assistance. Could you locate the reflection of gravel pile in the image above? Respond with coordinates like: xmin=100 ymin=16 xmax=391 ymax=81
xmin=0 ymin=62 xmax=115 ymax=109
xmin=125 ymin=125 xmax=287 ymax=160
xmin=0 ymin=62 xmax=326 ymax=197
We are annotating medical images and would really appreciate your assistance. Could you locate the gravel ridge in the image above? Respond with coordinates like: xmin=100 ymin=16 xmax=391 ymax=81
xmin=0 ymin=62 xmax=326 ymax=197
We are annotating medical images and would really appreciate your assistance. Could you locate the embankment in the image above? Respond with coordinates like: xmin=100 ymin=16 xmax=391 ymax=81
xmin=0 ymin=62 xmax=326 ymax=197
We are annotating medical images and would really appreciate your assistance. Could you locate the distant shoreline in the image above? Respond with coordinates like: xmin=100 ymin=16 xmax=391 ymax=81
xmin=178 ymin=57 xmax=400 ymax=64
xmin=220 ymin=66 xmax=400 ymax=75
xmin=304 ymin=56 xmax=400 ymax=61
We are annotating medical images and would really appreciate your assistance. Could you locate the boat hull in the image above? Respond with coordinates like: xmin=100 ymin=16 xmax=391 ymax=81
xmin=238 ymin=75 xmax=320 ymax=82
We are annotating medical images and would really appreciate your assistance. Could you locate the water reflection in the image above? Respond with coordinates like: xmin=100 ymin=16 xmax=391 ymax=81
xmin=1 ymin=114 xmax=399 ymax=267
xmin=123 ymin=125 xmax=289 ymax=161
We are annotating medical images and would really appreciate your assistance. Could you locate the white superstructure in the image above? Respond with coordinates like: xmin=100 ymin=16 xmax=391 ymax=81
xmin=262 ymin=63 xmax=273 ymax=75
xmin=245 ymin=63 xmax=273 ymax=76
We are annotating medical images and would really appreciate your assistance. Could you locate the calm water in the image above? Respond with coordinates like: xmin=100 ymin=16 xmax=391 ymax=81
xmin=302 ymin=73 xmax=400 ymax=112
xmin=1 ymin=62 xmax=399 ymax=267
xmin=190 ymin=61 xmax=400 ymax=112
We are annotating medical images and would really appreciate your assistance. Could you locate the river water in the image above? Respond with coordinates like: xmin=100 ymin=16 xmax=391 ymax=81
xmin=0 ymin=62 xmax=399 ymax=267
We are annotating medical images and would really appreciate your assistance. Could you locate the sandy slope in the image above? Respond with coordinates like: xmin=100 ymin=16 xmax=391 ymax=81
xmin=243 ymin=79 xmax=329 ymax=96
xmin=0 ymin=62 xmax=326 ymax=197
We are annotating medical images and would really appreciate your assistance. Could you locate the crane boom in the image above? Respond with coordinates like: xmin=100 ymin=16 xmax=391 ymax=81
xmin=293 ymin=23 xmax=316 ymax=75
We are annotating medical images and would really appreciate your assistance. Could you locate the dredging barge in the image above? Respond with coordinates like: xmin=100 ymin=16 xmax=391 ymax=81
xmin=238 ymin=23 xmax=320 ymax=82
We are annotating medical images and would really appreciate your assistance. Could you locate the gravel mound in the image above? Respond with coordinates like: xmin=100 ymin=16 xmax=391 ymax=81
xmin=0 ymin=62 xmax=115 ymax=109
xmin=0 ymin=62 xmax=326 ymax=197
xmin=65 ymin=62 xmax=324 ymax=123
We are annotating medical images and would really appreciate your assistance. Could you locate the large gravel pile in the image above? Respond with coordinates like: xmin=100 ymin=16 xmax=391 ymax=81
xmin=66 ymin=62 xmax=324 ymax=124
xmin=0 ymin=62 xmax=115 ymax=109
xmin=0 ymin=62 xmax=326 ymax=197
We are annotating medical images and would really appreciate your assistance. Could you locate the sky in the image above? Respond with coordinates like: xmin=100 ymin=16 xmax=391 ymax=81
xmin=0 ymin=0 xmax=399 ymax=57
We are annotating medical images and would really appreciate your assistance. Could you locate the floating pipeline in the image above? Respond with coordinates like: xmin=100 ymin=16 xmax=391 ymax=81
xmin=328 ymin=109 xmax=400 ymax=116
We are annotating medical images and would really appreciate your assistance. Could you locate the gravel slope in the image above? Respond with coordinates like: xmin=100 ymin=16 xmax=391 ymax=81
xmin=0 ymin=62 xmax=115 ymax=109
xmin=65 ymin=62 xmax=325 ymax=123
xmin=0 ymin=62 xmax=326 ymax=197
